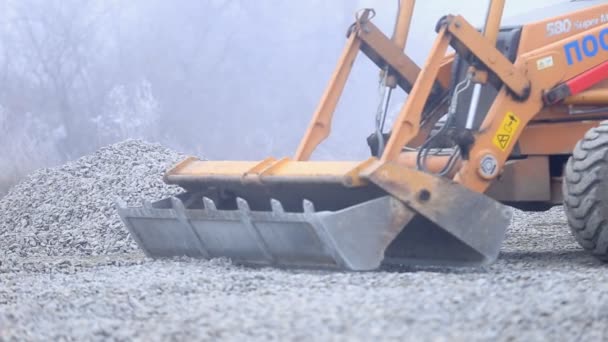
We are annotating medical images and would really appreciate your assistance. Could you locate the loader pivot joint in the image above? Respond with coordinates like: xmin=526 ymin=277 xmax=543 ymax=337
xmin=435 ymin=16 xmax=450 ymax=33
xmin=543 ymin=83 xmax=570 ymax=105
xmin=508 ymin=83 xmax=531 ymax=102
xmin=454 ymin=129 xmax=475 ymax=160
xmin=367 ymin=132 xmax=391 ymax=157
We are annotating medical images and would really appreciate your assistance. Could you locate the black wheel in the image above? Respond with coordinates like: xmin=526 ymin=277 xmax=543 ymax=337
xmin=563 ymin=121 xmax=608 ymax=261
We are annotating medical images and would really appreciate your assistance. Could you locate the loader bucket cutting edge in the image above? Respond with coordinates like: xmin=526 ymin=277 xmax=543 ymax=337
xmin=116 ymin=159 xmax=513 ymax=271
xmin=116 ymin=194 xmax=415 ymax=271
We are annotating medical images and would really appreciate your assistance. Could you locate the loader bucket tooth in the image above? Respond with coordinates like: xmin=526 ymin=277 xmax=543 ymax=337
xmin=116 ymin=193 xmax=416 ymax=271
xmin=270 ymin=198 xmax=284 ymax=213
xmin=202 ymin=196 xmax=217 ymax=210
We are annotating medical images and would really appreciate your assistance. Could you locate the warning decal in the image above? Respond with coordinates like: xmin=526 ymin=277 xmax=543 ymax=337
xmin=492 ymin=112 xmax=520 ymax=151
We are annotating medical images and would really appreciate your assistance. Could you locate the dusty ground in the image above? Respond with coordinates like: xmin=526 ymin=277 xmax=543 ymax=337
xmin=1 ymin=141 xmax=607 ymax=341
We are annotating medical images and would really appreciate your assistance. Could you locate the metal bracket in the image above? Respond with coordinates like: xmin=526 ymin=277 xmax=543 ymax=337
xmin=441 ymin=15 xmax=531 ymax=101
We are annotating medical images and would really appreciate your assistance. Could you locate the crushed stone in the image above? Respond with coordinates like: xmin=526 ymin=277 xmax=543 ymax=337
xmin=0 ymin=139 xmax=186 ymax=259
xmin=1 ymin=140 xmax=607 ymax=341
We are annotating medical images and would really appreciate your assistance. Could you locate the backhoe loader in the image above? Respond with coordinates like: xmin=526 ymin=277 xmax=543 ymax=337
xmin=117 ymin=0 xmax=608 ymax=270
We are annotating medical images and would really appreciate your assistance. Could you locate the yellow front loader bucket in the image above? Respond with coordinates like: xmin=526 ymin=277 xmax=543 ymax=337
xmin=117 ymin=2 xmax=522 ymax=271
xmin=116 ymin=158 xmax=512 ymax=270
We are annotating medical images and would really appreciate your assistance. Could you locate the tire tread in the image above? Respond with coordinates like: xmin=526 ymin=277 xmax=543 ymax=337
xmin=563 ymin=120 xmax=608 ymax=260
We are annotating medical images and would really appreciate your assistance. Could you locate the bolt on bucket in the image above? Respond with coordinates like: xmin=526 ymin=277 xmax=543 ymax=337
xmin=117 ymin=192 xmax=414 ymax=271
xmin=116 ymin=159 xmax=512 ymax=271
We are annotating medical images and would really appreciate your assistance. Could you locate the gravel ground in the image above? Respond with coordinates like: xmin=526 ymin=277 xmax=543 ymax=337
xmin=1 ymin=140 xmax=608 ymax=341
xmin=0 ymin=140 xmax=185 ymax=259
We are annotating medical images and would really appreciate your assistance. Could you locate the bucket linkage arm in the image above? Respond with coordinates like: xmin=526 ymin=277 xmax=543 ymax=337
xmin=294 ymin=5 xmax=451 ymax=161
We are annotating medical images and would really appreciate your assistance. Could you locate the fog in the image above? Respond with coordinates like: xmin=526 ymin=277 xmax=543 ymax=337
xmin=0 ymin=0 xmax=582 ymax=193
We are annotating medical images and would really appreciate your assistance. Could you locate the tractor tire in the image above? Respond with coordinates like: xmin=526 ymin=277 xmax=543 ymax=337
xmin=563 ymin=121 xmax=608 ymax=261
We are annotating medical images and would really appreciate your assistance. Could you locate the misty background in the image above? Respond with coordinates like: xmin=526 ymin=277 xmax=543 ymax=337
xmin=0 ymin=0 xmax=572 ymax=195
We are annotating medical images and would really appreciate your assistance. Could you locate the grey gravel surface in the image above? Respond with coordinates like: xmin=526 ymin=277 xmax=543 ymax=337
xmin=0 ymin=140 xmax=185 ymax=258
xmin=1 ymin=140 xmax=608 ymax=341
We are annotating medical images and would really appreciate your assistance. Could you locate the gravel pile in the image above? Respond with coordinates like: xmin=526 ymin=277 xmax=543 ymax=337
xmin=0 ymin=139 xmax=186 ymax=259
xmin=1 ymin=140 xmax=607 ymax=341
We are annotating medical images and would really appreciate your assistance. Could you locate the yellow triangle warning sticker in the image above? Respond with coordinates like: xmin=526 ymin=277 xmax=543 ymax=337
xmin=496 ymin=134 xmax=510 ymax=149
xmin=493 ymin=112 xmax=520 ymax=151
